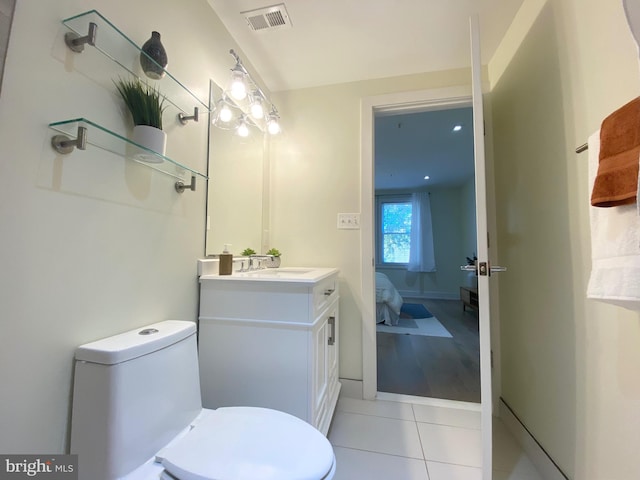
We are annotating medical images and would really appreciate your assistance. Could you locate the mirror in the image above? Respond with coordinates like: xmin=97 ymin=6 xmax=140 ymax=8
xmin=0 ymin=0 xmax=16 ymax=97
xmin=205 ymin=79 xmax=267 ymax=257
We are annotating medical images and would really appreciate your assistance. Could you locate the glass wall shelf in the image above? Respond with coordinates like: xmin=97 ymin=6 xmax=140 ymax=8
xmin=62 ymin=10 xmax=209 ymax=116
xmin=49 ymin=118 xmax=208 ymax=184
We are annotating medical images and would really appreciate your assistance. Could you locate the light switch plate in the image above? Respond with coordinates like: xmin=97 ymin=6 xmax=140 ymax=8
xmin=337 ymin=213 xmax=360 ymax=229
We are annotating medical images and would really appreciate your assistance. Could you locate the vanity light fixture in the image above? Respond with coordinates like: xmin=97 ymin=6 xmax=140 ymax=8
xmin=210 ymin=49 xmax=282 ymax=137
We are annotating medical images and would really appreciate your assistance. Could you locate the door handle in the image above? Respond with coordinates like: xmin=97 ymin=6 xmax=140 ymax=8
xmin=460 ymin=262 xmax=507 ymax=276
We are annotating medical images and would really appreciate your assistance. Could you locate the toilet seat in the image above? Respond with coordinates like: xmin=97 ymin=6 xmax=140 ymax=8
xmin=158 ymin=407 xmax=335 ymax=480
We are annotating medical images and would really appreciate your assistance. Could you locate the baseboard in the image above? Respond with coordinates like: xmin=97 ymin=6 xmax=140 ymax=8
xmin=499 ymin=398 xmax=568 ymax=480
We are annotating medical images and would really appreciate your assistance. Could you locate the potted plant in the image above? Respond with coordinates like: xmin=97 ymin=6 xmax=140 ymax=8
xmin=266 ymin=248 xmax=281 ymax=268
xmin=241 ymin=247 xmax=256 ymax=256
xmin=114 ymin=77 xmax=167 ymax=162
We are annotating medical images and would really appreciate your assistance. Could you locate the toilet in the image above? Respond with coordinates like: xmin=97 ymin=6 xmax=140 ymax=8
xmin=70 ymin=320 xmax=336 ymax=480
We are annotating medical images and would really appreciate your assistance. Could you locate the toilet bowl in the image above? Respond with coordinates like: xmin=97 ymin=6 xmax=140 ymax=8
xmin=70 ymin=320 xmax=335 ymax=480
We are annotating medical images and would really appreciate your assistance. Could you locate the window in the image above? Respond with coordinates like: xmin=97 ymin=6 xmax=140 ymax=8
xmin=377 ymin=195 xmax=412 ymax=264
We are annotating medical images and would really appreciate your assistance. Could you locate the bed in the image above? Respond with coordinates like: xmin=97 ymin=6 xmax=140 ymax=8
xmin=375 ymin=272 xmax=404 ymax=326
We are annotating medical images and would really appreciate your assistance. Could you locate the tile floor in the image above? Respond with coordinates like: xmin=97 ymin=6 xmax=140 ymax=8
xmin=327 ymin=395 xmax=544 ymax=480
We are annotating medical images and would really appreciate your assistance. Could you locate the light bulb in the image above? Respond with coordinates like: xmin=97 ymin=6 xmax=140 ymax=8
xmin=219 ymin=104 xmax=233 ymax=123
xmin=237 ymin=120 xmax=249 ymax=137
xmin=250 ymin=97 xmax=264 ymax=119
xmin=229 ymin=70 xmax=247 ymax=100
xmin=267 ymin=117 xmax=281 ymax=135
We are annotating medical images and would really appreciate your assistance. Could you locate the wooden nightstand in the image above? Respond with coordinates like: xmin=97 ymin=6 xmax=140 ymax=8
xmin=460 ymin=286 xmax=478 ymax=311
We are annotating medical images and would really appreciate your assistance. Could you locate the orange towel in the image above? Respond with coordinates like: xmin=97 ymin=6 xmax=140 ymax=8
xmin=591 ymin=96 xmax=640 ymax=207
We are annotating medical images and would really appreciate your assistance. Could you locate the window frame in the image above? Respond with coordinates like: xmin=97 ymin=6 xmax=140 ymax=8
xmin=375 ymin=193 xmax=413 ymax=267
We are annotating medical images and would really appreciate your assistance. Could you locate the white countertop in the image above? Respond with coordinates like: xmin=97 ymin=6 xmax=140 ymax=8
xmin=200 ymin=267 xmax=339 ymax=284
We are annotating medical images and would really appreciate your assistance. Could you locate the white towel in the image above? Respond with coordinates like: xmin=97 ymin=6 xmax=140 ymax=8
xmin=587 ymin=130 xmax=640 ymax=309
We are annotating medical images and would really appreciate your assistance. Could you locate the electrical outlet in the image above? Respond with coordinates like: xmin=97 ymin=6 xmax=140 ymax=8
xmin=337 ymin=213 xmax=360 ymax=229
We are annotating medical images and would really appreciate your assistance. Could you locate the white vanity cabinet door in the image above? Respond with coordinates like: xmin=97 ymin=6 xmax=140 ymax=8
xmin=198 ymin=270 xmax=340 ymax=435
xmin=312 ymin=303 xmax=339 ymax=434
xmin=313 ymin=316 xmax=328 ymax=412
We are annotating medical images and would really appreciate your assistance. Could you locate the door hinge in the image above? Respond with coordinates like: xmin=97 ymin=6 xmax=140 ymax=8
xmin=491 ymin=350 xmax=494 ymax=368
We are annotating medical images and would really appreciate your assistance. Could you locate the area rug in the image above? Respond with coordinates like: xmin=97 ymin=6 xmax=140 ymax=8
xmin=400 ymin=303 xmax=433 ymax=319
xmin=376 ymin=316 xmax=452 ymax=338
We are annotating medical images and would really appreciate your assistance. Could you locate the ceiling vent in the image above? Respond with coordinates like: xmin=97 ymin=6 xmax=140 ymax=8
xmin=242 ymin=3 xmax=292 ymax=32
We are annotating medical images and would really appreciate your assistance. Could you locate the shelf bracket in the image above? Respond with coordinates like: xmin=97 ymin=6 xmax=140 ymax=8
xmin=64 ymin=22 xmax=97 ymax=53
xmin=178 ymin=107 xmax=199 ymax=125
xmin=51 ymin=126 xmax=87 ymax=154
xmin=175 ymin=175 xmax=197 ymax=193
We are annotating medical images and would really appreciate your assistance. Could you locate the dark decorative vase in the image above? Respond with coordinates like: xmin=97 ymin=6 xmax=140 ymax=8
xmin=140 ymin=31 xmax=168 ymax=80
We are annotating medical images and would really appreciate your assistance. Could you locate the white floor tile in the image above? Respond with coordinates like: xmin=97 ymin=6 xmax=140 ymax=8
xmin=327 ymin=397 xmax=543 ymax=479
xmin=333 ymin=447 xmax=429 ymax=480
xmin=417 ymin=422 xmax=482 ymax=467
xmin=426 ymin=462 xmax=482 ymax=480
xmin=492 ymin=417 xmax=543 ymax=477
xmin=337 ymin=396 xmax=416 ymax=421
xmin=412 ymin=403 xmax=481 ymax=429
xmin=493 ymin=460 xmax=545 ymax=480
xmin=329 ymin=411 xmax=424 ymax=459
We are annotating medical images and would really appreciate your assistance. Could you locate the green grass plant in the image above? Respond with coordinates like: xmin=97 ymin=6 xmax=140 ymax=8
xmin=114 ymin=77 xmax=167 ymax=129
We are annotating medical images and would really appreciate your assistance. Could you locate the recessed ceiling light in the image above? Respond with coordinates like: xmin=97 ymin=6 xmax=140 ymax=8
xmin=453 ymin=125 xmax=462 ymax=132
xmin=424 ymin=175 xmax=430 ymax=180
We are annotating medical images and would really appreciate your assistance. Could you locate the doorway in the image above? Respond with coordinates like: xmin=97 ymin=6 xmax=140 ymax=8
xmin=361 ymin=86 xmax=480 ymax=401
xmin=373 ymin=105 xmax=480 ymax=403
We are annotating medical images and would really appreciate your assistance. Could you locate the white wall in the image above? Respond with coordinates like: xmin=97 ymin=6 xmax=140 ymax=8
xmin=490 ymin=0 xmax=640 ymax=477
xmin=0 ymin=0 xmax=249 ymax=453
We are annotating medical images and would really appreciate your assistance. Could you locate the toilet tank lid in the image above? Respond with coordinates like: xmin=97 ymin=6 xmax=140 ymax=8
xmin=75 ymin=320 xmax=196 ymax=365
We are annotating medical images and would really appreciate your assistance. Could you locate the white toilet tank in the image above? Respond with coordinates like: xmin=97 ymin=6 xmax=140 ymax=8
xmin=70 ymin=321 xmax=202 ymax=480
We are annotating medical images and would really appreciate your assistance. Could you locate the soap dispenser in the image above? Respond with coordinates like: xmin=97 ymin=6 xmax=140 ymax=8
xmin=219 ymin=244 xmax=233 ymax=275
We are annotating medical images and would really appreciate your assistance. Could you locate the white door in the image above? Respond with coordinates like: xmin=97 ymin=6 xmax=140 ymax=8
xmin=470 ymin=14 xmax=504 ymax=479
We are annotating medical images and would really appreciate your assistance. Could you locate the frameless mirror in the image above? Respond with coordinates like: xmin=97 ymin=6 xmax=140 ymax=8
xmin=0 ymin=0 xmax=16 ymax=96
xmin=205 ymin=79 xmax=267 ymax=257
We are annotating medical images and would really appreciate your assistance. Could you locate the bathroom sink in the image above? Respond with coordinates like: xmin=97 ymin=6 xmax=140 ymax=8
xmin=244 ymin=268 xmax=313 ymax=276
xmin=200 ymin=267 xmax=337 ymax=283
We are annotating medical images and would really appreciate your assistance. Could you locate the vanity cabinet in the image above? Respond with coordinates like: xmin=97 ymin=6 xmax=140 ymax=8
xmin=198 ymin=268 xmax=341 ymax=435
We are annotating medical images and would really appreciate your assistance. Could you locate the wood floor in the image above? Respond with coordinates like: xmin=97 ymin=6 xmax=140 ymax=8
xmin=376 ymin=297 xmax=481 ymax=403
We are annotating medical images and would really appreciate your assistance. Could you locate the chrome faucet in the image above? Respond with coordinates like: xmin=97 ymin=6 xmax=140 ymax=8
xmin=236 ymin=255 xmax=274 ymax=272
xmin=251 ymin=255 xmax=275 ymax=270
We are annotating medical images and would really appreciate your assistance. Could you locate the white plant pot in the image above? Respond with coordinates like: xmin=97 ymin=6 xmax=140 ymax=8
xmin=131 ymin=125 xmax=166 ymax=163
xmin=266 ymin=256 xmax=281 ymax=268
